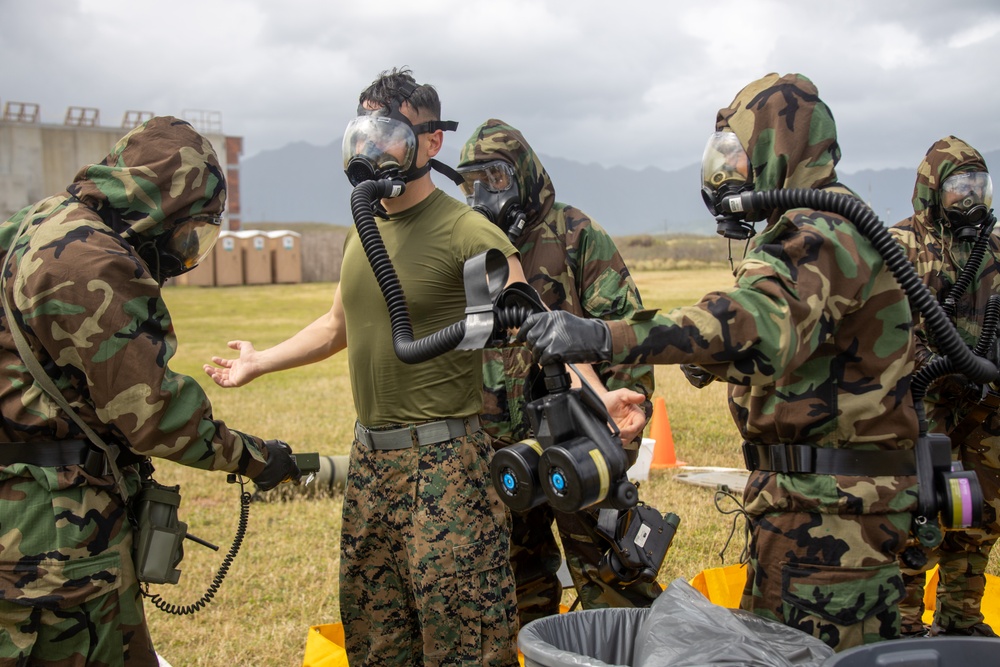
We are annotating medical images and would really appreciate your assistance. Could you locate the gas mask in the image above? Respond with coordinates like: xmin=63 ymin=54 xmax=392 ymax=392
xmin=126 ymin=214 xmax=222 ymax=285
xmin=700 ymin=131 xmax=761 ymax=240
xmin=939 ymin=171 xmax=993 ymax=242
xmin=456 ymin=160 xmax=527 ymax=242
xmin=342 ymin=85 xmax=461 ymax=187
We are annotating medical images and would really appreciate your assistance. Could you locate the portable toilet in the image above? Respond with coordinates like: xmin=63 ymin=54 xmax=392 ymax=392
xmin=237 ymin=230 xmax=272 ymax=285
xmin=214 ymin=231 xmax=244 ymax=286
xmin=266 ymin=230 xmax=303 ymax=284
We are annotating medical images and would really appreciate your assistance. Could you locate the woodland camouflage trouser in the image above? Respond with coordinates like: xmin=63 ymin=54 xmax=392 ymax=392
xmin=0 ymin=578 xmax=156 ymax=667
xmin=0 ymin=472 xmax=155 ymax=667
xmin=339 ymin=427 xmax=518 ymax=667
xmin=742 ymin=510 xmax=911 ymax=652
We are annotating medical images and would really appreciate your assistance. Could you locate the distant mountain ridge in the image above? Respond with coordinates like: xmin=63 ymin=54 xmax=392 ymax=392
xmin=241 ymin=142 xmax=1000 ymax=236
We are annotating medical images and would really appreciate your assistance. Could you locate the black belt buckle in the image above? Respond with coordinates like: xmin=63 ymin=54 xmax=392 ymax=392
xmin=82 ymin=448 xmax=105 ymax=477
xmin=742 ymin=442 xmax=759 ymax=471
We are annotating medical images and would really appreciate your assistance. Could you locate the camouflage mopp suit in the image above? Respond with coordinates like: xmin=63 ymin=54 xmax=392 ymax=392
xmin=458 ymin=118 xmax=660 ymax=623
xmin=890 ymin=136 xmax=1000 ymax=637
xmin=517 ymin=73 xmax=922 ymax=652
xmin=0 ymin=117 xmax=275 ymax=665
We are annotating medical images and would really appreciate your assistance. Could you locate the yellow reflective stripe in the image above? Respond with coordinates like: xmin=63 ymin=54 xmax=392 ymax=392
xmin=588 ymin=448 xmax=610 ymax=503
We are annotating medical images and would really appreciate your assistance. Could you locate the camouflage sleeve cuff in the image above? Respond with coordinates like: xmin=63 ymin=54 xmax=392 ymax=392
xmin=607 ymin=319 xmax=639 ymax=365
xmin=233 ymin=430 xmax=268 ymax=477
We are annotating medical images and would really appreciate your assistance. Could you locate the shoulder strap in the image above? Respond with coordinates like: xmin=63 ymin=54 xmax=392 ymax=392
xmin=0 ymin=211 xmax=131 ymax=500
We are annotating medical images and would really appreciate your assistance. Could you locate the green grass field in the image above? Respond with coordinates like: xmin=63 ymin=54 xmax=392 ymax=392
xmin=144 ymin=268 xmax=998 ymax=666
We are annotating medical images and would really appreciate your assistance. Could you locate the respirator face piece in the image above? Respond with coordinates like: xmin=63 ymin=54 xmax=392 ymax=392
xmin=700 ymin=131 xmax=758 ymax=239
xmin=342 ymin=114 xmax=419 ymax=187
xmin=456 ymin=160 xmax=523 ymax=232
xmin=164 ymin=214 xmax=222 ymax=275
xmin=130 ymin=213 xmax=222 ymax=283
xmin=940 ymin=171 xmax=994 ymax=240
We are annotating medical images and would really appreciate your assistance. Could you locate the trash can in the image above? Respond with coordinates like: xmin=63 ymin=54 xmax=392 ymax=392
xmin=822 ymin=637 xmax=1000 ymax=666
xmin=518 ymin=578 xmax=833 ymax=667
xmin=519 ymin=608 xmax=646 ymax=667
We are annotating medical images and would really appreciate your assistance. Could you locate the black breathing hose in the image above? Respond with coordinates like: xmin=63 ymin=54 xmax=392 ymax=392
xmin=723 ymin=189 xmax=1000 ymax=386
xmin=349 ymin=180 xmax=467 ymax=363
xmin=349 ymin=179 xmax=536 ymax=364
xmin=942 ymin=215 xmax=997 ymax=320
xmin=911 ymin=295 xmax=1000 ymax=415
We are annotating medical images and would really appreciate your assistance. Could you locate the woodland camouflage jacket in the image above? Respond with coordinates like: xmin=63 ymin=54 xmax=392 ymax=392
xmin=605 ymin=74 xmax=920 ymax=515
xmin=890 ymin=136 xmax=999 ymax=432
xmin=459 ymin=119 xmax=654 ymax=445
xmin=0 ymin=117 xmax=266 ymax=606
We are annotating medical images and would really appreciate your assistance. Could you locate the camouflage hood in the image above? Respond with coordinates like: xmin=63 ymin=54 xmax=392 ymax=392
xmin=67 ymin=116 xmax=226 ymax=242
xmin=911 ymin=135 xmax=988 ymax=232
xmin=717 ymin=73 xmax=841 ymax=195
xmin=457 ymin=118 xmax=555 ymax=226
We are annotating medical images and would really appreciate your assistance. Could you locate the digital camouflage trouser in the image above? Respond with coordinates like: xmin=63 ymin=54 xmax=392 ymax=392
xmin=899 ymin=440 xmax=1000 ymax=634
xmin=742 ymin=510 xmax=911 ymax=652
xmin=339 ymin=427 xmax=518 ymax=667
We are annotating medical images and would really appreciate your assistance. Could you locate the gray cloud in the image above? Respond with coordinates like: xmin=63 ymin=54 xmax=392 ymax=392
xmin=2 ymin=0 xmax=998 ymax=175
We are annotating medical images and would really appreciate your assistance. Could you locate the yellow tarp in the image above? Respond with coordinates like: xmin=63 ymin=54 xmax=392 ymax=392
xmin=302 ymin=623 xmax=347 ymax=667
xmin=304 ymin=567 xmax=1000 ymax=666
xmin=690 ymin=563 xmax=1000 ymax=629
xmin=303 ymin=605 xmax=569 ymax=667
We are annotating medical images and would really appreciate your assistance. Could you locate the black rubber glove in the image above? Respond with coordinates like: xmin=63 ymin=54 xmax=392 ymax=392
xmin=252 ymin=440 xmax=302 ymax=491
xmin=680 ymin=364 xmax=716 ymax=389
xmin=516 ymin=311 xmax=613 ymax=366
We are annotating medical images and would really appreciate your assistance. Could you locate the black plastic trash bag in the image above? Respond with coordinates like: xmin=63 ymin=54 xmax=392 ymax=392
xmin=633 ymin=578 xmax=834 ymax=667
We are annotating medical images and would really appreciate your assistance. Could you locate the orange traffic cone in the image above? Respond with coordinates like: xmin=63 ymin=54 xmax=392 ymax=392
xmin=649 ymin=396 xmax=685 ymax=469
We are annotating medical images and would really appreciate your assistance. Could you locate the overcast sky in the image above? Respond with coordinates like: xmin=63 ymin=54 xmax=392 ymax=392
xmin=3 ymin=0 xmax=999 ymax=174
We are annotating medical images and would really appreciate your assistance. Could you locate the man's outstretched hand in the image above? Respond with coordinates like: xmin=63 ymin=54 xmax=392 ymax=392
xmin=204 ymin=340 xmax=260 ymax=388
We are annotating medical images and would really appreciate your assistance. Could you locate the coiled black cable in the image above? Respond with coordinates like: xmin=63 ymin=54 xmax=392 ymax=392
xmin=146 ymin=485 xmax=253 ymax=616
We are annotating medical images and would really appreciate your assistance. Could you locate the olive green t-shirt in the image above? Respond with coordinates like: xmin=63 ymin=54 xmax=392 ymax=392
xmin=342 ymin=189 xmax=517 ymax=427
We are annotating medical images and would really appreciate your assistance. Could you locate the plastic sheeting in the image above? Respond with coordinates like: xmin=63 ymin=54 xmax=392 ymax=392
xmin=518 ymin=578 xmax=834 ymax=667
xmin=634 ymin=580 xmax=833 ymax=666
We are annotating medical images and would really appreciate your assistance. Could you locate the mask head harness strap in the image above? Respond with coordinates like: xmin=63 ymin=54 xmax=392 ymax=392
xmin=353 ymin=82 xmax=463 ymax=186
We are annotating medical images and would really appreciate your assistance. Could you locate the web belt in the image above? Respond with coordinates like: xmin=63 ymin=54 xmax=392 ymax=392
xmin=743 ymin=442 xmax=916 ymax=476
xmin=355 ymin=416 xmax=481 ymax=451
xmin=0 ymin=439 xmax=105 ymax=476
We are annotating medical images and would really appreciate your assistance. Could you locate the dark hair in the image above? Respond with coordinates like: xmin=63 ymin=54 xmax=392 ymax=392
xmin=358 ymin=67 xmax=442 ymax=119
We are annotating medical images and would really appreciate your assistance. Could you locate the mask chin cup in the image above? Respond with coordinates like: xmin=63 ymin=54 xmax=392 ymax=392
xmin=702 ymin=185 xmax=756 ymax=240
xmin=716 ymin=216 xmax=756 ymax=240
xmin=345 ymin=156 xmax=405 ymax=187
xmin=943 ymin=204 xmax=992 ymax=241
xmin=469 ymin=180 xmax=522 ymax=234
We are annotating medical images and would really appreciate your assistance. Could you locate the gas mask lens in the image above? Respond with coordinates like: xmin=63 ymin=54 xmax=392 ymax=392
xmin=700 ymin=131 xmax=758 ymax=239
xmin=166 ymin=214 xmax=222 ymax=272
xmin=701 ymin=131 xmax=750 ymax=194
xmin=342 ymin=115 xmax=418 ymax=185
xmin=456 ymin=161 xmax=515 ymax=198
xmin=941 ymin=171 xmax=993 ymax=229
